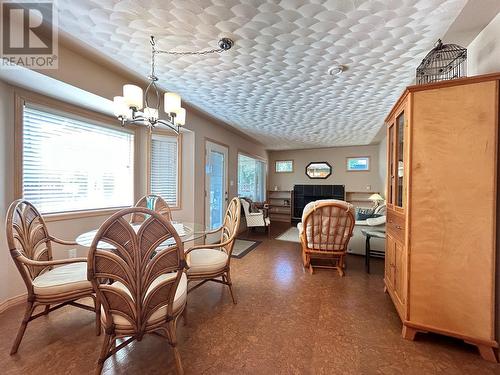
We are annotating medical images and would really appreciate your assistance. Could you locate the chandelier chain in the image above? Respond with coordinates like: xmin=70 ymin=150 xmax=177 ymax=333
xmin=156 ymin=47 xmax=228 ymax=56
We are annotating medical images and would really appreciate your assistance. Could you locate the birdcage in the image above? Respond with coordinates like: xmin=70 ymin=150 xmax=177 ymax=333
xmin=416 ymin=39 xmax=467 ymax=84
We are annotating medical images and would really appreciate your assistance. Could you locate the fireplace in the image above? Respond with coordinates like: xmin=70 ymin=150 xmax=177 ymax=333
xmin=292 ymin=184 xmax=345 ymax=220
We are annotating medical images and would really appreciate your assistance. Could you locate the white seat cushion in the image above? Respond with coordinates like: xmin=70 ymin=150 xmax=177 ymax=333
xmin=103 ymin=272 xmax=187 ymax=327
xmin=297 ymin=222 xmax=303 ymax=235
xmin=186 ymin=249 xmax=228 ymax=275
xmin=366 ymin=215 xmax=386 ymax=226
xmin=33 ymin=262 xmax=91 ymax=296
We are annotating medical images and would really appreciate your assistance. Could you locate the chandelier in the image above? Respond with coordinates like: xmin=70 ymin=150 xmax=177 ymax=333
xmin=113 ymin=35 xmax=234 ymax=133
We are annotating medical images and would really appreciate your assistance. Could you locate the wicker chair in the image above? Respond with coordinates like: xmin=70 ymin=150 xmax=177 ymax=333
xmin=130 ymin=194 xmax=173 ymax=224
xmin=185 ymin=198 xmax=241 ymax=304
xmin=5 ymin=200 xmax=99 ymax=355
xmin=87 ymin=207 xmax=186 ymax=374
xmin=239 ymin=198 xmax=270 ymax=237
xmin=298 ymin=200 xmax=355 ymax=276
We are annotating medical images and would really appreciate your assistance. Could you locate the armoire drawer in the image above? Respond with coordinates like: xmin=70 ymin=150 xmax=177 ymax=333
xmin=386 ymin=211 xmax=405 ymax=242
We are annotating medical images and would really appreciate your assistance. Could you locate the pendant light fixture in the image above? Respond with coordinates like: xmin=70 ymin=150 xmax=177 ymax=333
xmin=114 ymin=35 xmax=234 ymax=133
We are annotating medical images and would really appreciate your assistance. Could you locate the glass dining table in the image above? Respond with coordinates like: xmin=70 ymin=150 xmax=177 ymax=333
xmin=75 ymin=222 xmax=208 ymax=249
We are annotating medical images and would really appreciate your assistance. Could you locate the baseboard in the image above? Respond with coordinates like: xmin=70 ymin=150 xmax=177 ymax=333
xmin=0 ymin=293 xmax=27 ymax=314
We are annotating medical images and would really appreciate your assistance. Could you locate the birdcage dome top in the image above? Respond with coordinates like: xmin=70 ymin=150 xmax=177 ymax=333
xmin=416 ymin=39 xmax=467 ymax=84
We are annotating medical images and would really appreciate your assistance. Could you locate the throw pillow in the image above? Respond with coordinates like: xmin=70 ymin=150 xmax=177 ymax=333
xmin=355 ymin=207 xmax=375 ymax=221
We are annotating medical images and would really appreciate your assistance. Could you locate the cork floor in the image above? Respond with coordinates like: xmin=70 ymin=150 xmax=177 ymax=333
xmin=0 ymin=223 xmax=498 ymax=374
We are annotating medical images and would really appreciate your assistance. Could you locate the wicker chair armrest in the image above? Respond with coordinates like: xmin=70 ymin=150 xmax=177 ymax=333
xmin=204 ymin=226 xmax=223 ymax=235
xmin=185 ymin=237 xmax=235 ymax=255
xmin=48 ymin=235 xmax=78 ymax=246
xmin=185 ymin=242 xmax=222 ymax=254
xmin=17 ymin=254 xmax=87 ymax=267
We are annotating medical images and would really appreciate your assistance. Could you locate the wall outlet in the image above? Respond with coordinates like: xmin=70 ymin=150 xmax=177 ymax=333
xmin=68 ymin=248 xmax=77 ymax=258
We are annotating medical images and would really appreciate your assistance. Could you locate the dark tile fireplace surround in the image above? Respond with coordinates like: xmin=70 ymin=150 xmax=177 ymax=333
xmin=292 ymin=184 xmax=345 ymax=220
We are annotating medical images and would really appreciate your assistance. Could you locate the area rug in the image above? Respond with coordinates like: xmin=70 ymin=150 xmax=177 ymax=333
xmin=275 ymin=227 xmax=300 ymax=243
xmin=231 ymin=239 xmax=262 ymax=259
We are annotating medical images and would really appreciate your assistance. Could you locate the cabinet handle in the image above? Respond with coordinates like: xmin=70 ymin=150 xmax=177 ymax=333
xmin=396 ymin=225 xmax=402 ymax=230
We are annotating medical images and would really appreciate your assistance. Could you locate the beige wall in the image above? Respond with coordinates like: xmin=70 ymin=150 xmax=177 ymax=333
xmin=269 ymin=145 xmax=383 ymax=195
xmin=467 ymin=12 xmax=500 ymax=75
xmin=0 ymin=41 xmax=266 ymax=306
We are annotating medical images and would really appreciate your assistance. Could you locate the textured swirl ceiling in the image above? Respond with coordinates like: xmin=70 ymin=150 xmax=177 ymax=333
xmin=56 ymin=0 xmax=467 ymax=149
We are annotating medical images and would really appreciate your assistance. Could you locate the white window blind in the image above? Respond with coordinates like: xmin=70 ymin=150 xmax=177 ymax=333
xmin=150 ymin=134 xmax=179 ymax=207
xmin=22 ymin=105 xmax=134 ymax=214
xmin=238 ymin=154 xmax=266 ymax=202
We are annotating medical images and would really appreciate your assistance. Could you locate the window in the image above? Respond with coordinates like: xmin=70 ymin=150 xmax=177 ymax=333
xmin=346 ymin=156 xmax=370 ymax=171
xmin=275 ymin=160 xmax=293 ymax=173
xmin=238 ymin=153 xmax=266 ymax=202
xmin=21 ymin=104 xmax=134 ymax=214
xmin=149 ymin=133 xmax=180 ymax=207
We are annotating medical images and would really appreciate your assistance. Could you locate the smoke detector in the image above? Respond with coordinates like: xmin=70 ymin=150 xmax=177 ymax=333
xmin=328 ymin=64 xmax=346 ymax=76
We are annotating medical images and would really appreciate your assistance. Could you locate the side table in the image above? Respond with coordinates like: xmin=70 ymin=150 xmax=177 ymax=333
xmin=361 ymin=229 xmax=386 ymax=273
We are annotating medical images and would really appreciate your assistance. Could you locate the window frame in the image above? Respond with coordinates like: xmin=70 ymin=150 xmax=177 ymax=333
xmin=147 ymin=130 xmax=182 ymax=210
xmin=237 ymin=150 xmax=267 ymax=203
xmin=14 ymin=89 xmax=137 ymax=222
xmin=274 ymin=159 xmax=294 ymax=173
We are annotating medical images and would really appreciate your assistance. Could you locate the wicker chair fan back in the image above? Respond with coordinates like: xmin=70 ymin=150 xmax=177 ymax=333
xmin=88 ymin=207 xmax=184 ymax=332
xmin=219 ymin=198 xmax=241 ymax=256
xmin=131 ymin=194 xmax=173 ymax=224
xmin=6 ymin=200 xmax=53 ymax=282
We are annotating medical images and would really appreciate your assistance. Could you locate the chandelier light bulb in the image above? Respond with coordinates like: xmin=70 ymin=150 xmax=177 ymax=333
xmin=113 ymin=96 xmax=129 ymax=118
xmin=164 ymin=92 xmax=181 ymax=114
xmin=123 ymin=84 xmax=143 ymax=109
xmin=176 ymin=107 xmax=186 ymax=126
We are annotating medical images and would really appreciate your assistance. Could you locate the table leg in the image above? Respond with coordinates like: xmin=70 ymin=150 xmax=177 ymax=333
xmin=365 ymin=235 xmax=371 ymax=273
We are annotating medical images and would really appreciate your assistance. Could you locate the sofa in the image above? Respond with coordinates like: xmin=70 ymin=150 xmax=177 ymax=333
xmin=347 ymin=205 xmax=386 ymax=256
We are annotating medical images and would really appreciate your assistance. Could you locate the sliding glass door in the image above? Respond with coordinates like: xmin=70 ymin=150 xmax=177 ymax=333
xmin=205 ymin=141 xmax=228 ymax=229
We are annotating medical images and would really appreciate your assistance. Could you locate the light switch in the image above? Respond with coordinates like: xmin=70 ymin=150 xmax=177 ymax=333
xmin=230 ymin=180 xmax=234 ymax=186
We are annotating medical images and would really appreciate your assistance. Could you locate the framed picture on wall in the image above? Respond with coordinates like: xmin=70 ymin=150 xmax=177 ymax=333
xmin=275 ymin=160 xmax=293 ymax=173
xmin=346 ymin=156 xmax=370 ymax=172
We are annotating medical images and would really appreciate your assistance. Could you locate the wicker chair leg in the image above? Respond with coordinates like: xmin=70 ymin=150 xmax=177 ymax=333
xmin=10 ymin=301 xmax=35 ymax=355
xmin=308 ymin=264 xmax=314 ymax=275
xmin=225 ymin=271 xmax=237 ymax=304
xmin=96 ymin=333 xmax=113 ymax=374
xmin=44 ymin=305 xmax=50 ymax=315
xmin=337 ymin=266 xmax=345 ymax=277
xmin=302 ymin=251 xmax=310 ymax=268
xmin=95 ymin=297 xmax=101 ymax=336
xmin=168 ymin=319 xmax=184 ymax=375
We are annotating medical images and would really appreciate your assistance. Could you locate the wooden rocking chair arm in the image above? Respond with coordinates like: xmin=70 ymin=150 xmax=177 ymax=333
xmin=48 ymin=235 xmax=78 ymax=246
xmin=17 ymin=255 xmax=87 ymax=267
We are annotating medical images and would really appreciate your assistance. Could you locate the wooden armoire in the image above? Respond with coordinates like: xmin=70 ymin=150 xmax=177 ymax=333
xmin=384 ymin=73 xmax=499 ymax=362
